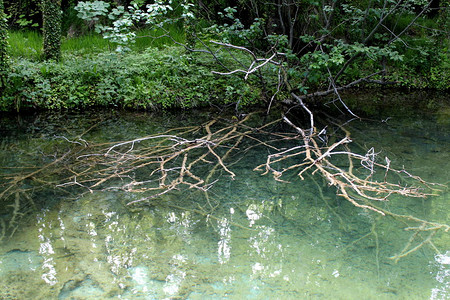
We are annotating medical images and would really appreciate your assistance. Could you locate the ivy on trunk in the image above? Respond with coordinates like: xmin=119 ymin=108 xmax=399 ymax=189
xmin=0 ymin=0 xmax=9 ymax=88
xmin=42 ymin=0 xmax=61 ymax=60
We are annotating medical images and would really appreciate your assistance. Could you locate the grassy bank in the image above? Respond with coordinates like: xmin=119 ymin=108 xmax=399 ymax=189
xmin=2 ymin=27 xmax=449 ymax=112
xmin=2 ymin=46 xmax=263 ymax=111
xmin=8 ymin=26 xmax=186 ymax=60
xmin=4 ymin=28 xmax=266 ymax=112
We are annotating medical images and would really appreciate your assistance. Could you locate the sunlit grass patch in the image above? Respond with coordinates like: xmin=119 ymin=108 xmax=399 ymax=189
xmin=8 ymin=30 xmax=42 ymax=60
xmin=61 ymin=32 xmax=111 ymax=54
xmin=8 ymin=25 xmax=186 ymax=60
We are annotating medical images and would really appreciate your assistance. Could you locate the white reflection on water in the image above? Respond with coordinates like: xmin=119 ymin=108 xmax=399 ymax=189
xmin=104 ymin=212 xmax=136 ymax=275
xmin=431 ymin=251 xmax=450 ymax=300
xmin=163 ymin=254 xmax=187 ymax=297
xmin=0 ymin=108 xmax=448 ymax=299
xmin=246 ymin=204 xmax=262 ymax=227
xmin=37 ymin=209 xmax=58 ymax=286
xmin=57 ymin=213 xmax=66 ymax=245
xmin=248 ymin=224 xmax=285 ymax=282
xmin=218 ymin=217 xmax=232 ymax=264
xmin=161 ymin=211 xmax=195 ymax=297
xmin=250 ymin=226 xmax=275 ymax=258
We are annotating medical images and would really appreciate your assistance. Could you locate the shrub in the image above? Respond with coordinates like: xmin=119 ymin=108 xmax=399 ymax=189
xmin=1 ymin=46 xmax=263 ymax=111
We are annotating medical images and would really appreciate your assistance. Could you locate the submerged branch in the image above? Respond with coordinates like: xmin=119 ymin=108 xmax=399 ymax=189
xmin=1 ymin=110 xmax=447 ymax=260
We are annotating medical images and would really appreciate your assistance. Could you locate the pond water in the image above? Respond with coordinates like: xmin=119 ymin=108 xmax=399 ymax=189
xmin=0 ymin=93 xmax=449 ymax=299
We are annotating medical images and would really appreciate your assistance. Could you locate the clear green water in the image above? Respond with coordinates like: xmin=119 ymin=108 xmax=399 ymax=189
xmin=0 ymin=99 xmax=448 ymax=299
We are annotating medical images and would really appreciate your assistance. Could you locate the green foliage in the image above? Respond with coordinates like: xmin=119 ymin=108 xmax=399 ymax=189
xmin=75 ymin=0 xmax=110 ymax=22
xmin=429 ymin=52 xmax=450 ymax=90
xmin=2 ymin=0 xmax=449 ymax=112
xmin=206 ymin=6 xmax=266 ymax=52
xmin=8 ymin=25 xmax=187 ymax=60
xmin=4 ymin=0 xmax=41 ymax=30
xmin=74 ymin=0 xmax=191 ymax=52
xmin=14 ymin=13 xmax=39 ymax=28
xmin=200 ymin=1 xmax=449 ymax=94
xmin=0 ymin=0 xmax=9 ymax=89
xmin=42 ymin=0 xmax=62 ymax=60
xmin=387 ymin=44 xmax=450 ymax=89
xmin=0 ymin=47 xmax=262 ymax=111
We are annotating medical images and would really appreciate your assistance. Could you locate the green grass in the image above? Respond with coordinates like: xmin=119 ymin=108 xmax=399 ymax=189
xmin=61 ymin=32 xmax=111 ymax=54
xmin=134 ymin=26 xmax=186 ymax=50
xmin=8 ymin=24 xmax=186 ymax=60
xmin=8 ymin=30 xmax=42 ymax=60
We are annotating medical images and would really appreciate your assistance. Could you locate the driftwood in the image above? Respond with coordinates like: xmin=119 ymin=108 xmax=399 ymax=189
xmin=0 ymin=110 xmax=448 ymax=261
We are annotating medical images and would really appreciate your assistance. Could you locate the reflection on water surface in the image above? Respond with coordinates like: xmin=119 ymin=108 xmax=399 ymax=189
xmin=0 ymin=99 xmax=448 ymax=299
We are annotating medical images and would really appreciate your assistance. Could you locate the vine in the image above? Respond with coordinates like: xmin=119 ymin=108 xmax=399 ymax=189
xmin=42 ymin=0 xmax=62 ymax=60
xmin=0 ymin=0 xmax=9 ymax=89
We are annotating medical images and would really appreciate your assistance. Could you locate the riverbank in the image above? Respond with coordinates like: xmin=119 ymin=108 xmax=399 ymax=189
xmin=1 ymin=42 xmax=449 ymax=112
xmin=1 ymin=46 xmax=263 ymax=112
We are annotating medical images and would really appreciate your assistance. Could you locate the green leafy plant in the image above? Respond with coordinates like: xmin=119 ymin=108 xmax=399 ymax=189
xmin=1 ymin=47 xmax=261 ymax=111
xmin=74 ymin=0 xmax=109 ymax=22
xmin=74 ymin=0 xmax=192 ymax=52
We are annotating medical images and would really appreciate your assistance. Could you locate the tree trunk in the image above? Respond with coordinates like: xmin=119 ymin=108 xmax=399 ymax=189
xmin=42 ymin=0 xmax=61 ymax=61
xmin=0 ymin=0 xmax=8 ymax=88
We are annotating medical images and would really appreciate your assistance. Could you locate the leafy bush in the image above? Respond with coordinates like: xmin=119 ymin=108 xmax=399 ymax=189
xmin=1 ymin=46 xmax=262 ymax=111
xmin=386 ymin=37 xmax=450 ymax=89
